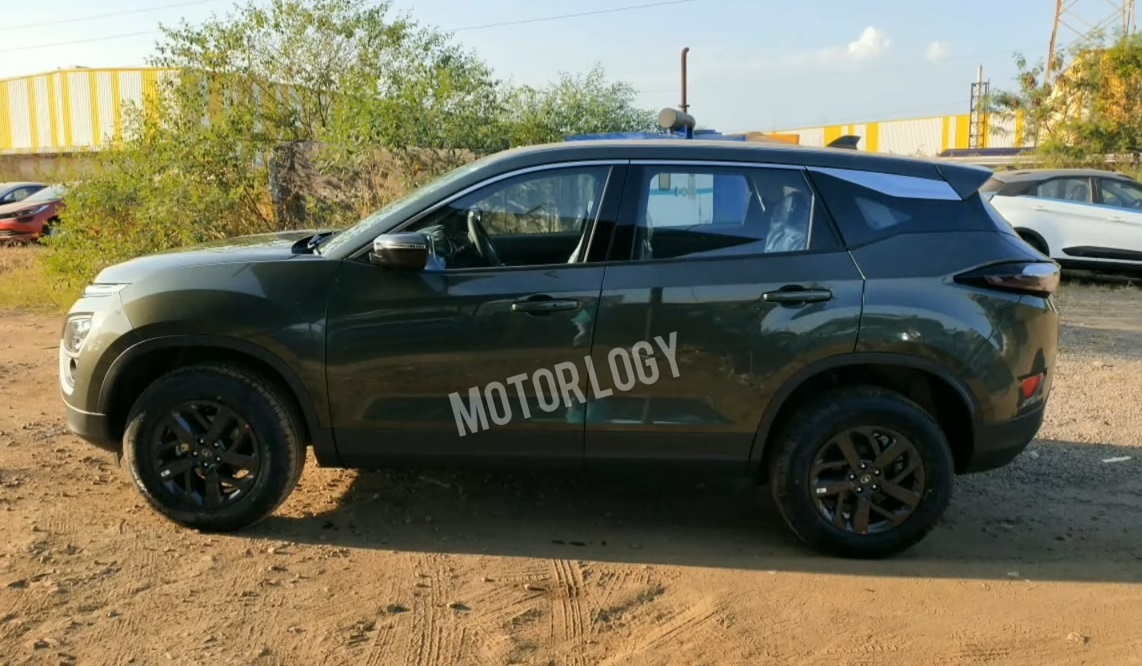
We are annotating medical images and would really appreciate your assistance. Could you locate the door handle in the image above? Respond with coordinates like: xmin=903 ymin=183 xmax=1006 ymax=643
xmin=761 ymin=287 xmax=833 ymax=304
xmin=511 ymin=296 xmax=580 ymax=314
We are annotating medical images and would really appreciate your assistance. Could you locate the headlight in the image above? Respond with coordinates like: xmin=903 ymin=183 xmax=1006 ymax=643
xmin=62 ymin=316 xmax=92 ymax=355
xmin=0 ymin=205 xmax=48 ymax=220
xmin=83 ymin=283 xmax=127 ymax=297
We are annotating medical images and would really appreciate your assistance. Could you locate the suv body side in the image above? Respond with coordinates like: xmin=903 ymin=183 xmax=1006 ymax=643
xmin=61 ymin=140 xmax=1054 ymax=478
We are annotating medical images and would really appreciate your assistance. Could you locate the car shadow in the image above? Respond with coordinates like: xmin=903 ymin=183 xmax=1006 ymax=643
xmin=251 ymin=438 xmax=1142 ymax=584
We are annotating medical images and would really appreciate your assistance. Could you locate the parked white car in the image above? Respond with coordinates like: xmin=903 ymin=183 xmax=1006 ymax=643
xmin=982 ymin=168 xmax=1142 ymax=272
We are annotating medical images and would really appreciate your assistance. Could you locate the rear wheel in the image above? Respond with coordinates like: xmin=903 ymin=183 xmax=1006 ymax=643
xmin=768 ymin=386 xmax=955 ymax=558
xmin=122 ymin=364 xmax=305 ymax=532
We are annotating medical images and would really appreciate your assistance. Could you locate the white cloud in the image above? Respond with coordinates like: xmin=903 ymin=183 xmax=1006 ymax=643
xmin=777 ymin=26 xmax=894 ymax=68
xmin=925 ymin=40 xmax=951 ymax=63
xmin=846 ymin=27 xmax=893 ymax=61
xmin=629 ymin=26 xmax=895 ymax=94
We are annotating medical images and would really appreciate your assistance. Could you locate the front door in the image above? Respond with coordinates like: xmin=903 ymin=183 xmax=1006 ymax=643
xmin=583 ymin=161 xmax=864 ymax=465
xmin=1093 ymin=176 xmax=1142 ymax=261
xmin=325 ymin=163 xmax=627 ymax=467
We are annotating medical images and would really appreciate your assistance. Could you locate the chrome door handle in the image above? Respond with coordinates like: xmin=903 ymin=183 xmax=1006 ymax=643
xmin=762 ymin=288 xmax=833 ymax=304
xmin=511 ymin=297 xmax=580 ymax=314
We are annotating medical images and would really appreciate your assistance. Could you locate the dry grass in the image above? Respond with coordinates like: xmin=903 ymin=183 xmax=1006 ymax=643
xmin=0 ymin=245 xmax=76 ymax=313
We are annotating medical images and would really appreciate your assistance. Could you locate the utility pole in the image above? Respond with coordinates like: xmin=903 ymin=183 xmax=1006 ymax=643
xmin=1047 ymin=0 xmax=1137 ymax=80
xmin=969 ymin=65 xmax=990 ymax=149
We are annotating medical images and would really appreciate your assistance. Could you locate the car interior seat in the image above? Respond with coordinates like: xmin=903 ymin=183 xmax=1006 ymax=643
xmin=764 ymin=190 xmax=811 ymax=253
xmin=1066 ymin=181 xmax=1090 ymax=203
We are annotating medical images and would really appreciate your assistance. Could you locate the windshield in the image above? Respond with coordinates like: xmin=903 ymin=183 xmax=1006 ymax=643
xmin=317 ymin=158 xmax=489 ymax=256
xmin=23 ymin=185 xmax=65 ymax=203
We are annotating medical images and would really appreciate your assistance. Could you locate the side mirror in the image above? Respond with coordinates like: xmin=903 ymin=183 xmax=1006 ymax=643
xmin=657 ymin=173 xmax=671 ymax=191
xmin=369 ymin=232 xmax=429 ymax=270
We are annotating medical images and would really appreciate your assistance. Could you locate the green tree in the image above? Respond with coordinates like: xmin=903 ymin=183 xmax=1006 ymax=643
xmin=991 ymin=32 xmax=1142 ymax=167
xmin=47 ymin=0 xmax=505 ymax=285
xmin=45 ymin=0 xmax=657 ymax=288
xmin=503 ymin=64 xmax=658 ymax=145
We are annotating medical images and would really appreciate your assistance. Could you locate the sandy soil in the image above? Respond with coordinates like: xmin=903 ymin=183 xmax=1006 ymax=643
xmin=1 ymin=277 xmax=1141 ymax=666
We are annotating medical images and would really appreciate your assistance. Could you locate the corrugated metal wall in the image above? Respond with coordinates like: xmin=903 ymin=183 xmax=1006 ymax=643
xmin=776 ymin=111 xmax=1027 ymax=156
xmin=2 ymin=67 xmax=1031 ymax=157
xmin=0 ymin=68 xmax=160 ymax=154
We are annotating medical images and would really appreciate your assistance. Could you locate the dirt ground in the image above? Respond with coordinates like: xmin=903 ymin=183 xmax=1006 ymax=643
xmin=2 ymin=274 xmax=1141 ymax=666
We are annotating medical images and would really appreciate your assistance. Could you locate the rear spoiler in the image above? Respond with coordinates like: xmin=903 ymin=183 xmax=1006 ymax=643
xmin=827 ymin=135 xmax=861 ymax=150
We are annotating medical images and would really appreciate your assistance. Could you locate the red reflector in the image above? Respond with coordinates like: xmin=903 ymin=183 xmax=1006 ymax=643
xmin=1021 ymin=374 xmax=1043 ymax=399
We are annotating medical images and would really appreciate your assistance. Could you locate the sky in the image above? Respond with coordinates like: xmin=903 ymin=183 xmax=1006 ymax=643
xmin=0 ymin=0 xmax=1081 ymax=132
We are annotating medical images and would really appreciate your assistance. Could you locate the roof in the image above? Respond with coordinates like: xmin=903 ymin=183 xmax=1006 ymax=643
xmin=988 ymin=168 xmax=1134 ymax=182
xmin=0 ymin=181 xmax=45 ymax=189
xmin=488 ymin=139 xmax=992 ymax=197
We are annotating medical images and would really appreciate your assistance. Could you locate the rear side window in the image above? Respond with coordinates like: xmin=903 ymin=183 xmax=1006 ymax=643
xmin=807 ymin=167 xmax=994 ymax=246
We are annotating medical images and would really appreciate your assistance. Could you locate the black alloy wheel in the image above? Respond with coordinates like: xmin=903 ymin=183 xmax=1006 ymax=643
xmin=123 ymin=364 xmax=305 ymax=532
xmin=808 ymin=426 xmax=925 ymax=536
xmin=152 ymin=400 xmax=262 ymax=510
xmin=769 ymin=386 xmax=954 ymax=559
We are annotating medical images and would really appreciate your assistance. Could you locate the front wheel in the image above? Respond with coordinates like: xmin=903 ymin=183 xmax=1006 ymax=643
xmin=768 ymin=386 xmax=955 ymax=558
xmin=122 ymin=364 xmax=305 ymax=532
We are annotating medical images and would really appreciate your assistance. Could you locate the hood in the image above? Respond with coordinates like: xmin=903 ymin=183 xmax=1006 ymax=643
xmin=0 ymin=198 xmax=58 ymax=217
xmin=93 ymin=229 xmax=321 ymax=284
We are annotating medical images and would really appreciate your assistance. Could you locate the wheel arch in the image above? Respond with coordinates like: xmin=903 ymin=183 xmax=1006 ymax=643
xmin=747 ymin=353 xmax=981 ymax=478
xmin=98 ymin=335 xmax=338 ymax=465
xmin=1013 ymin=226 xmax=1050 ymax=255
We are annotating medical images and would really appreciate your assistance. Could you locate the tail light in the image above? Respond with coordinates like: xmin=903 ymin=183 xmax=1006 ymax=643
xmin=954 ymin=261 xmax=1060 ymax=297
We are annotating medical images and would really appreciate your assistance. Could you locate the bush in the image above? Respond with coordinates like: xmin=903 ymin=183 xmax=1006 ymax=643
xmin=0 ymin=246 xmax=76 ymax=313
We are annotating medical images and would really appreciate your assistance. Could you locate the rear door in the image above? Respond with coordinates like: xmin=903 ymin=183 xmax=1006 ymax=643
xmin=581 ymin=160 xmax=865 ymax=466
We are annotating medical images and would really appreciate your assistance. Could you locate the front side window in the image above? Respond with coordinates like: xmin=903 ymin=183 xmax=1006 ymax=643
xmin=1035 ymin=177 xmax=1092 ymax=203
xmin=0 ymin=187 xmax=37 ymax=204
xmin=405 ymin=166 xmax=610 ymax=269
xmin=1099 ymin=178 xmax=1142 ymax=210
xmin=630 ymin=166 xmax=818 ymax=260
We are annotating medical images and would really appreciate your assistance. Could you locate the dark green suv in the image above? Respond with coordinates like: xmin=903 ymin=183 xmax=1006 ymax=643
xmin=59 ymin=139 xmax=1059 ymax=558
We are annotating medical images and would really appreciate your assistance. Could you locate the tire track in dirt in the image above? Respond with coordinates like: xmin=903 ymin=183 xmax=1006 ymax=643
xmin=603 ymin=597 xmax=724 ymax=664
xmin=404 ymin=552 xmax=469 ymax=666
xmin=547 ymin=558 xmax=589 ymax=666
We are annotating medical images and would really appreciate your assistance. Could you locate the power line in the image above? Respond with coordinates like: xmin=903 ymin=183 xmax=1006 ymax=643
xmin=0 ymin=30 xmax=162 ymax=54
xmin=0 ymin=0 xmax=229 ymax=32
xmin=449 ymin=0 xmax=700 ymax=32
xmin=636 ymin=44 xmax=1040 ymax=97
xmin=0 ymin=0 xmax=701 ymax=53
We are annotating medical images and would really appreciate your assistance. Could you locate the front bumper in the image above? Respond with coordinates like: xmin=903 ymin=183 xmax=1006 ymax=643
xmin=963 ymin=403 xmax=1046 ymax=474
xmin=64 ymin=401 xmax=119 ymax=453
xmin=0 ymin=228 xmax=40 ymax=241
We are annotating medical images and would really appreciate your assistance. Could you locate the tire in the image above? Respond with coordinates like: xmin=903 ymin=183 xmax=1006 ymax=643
xmin=768 ymin=386 xmax=955 ymax=559
xmin=122 ymin=364 xmax=305 ymax=532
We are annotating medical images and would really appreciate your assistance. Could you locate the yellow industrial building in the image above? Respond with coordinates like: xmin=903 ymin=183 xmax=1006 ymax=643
xmin=1 ymin=67 xmax=1026 ymax=157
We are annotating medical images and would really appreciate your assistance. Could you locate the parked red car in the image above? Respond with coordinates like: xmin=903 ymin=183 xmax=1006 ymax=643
xmin=0 ymin=185 xmax=65 ymax=243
